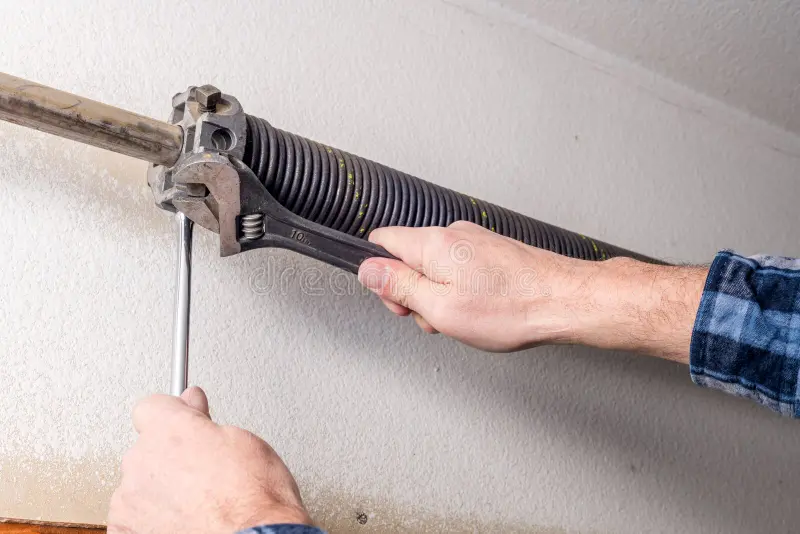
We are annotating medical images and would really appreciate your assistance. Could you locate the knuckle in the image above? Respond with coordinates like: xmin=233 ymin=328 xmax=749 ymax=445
xmin=131 ymin=394 xmax=166 ymax=422
xmin=120 ymin=449 xmax=136 ymax=473
xmin=425 ymin=228 xmax=459 ymax=263
xmin=452 ymin=220 xmax=486 ymax=235
xmin=395 ymin=287 xmax=411 ymax=309
xmin=220 ymin=424 xmax=252 ymax=445
xmin=131 ymin=397 xmax=147 ymax=419
xmin=397 ymin=269 xmax=424 ymax=307
xmin=223 ymin=426 xmax=276 ymax=456
xmin=448 ymin=220 xmax=475 ymax=231
xmin=220 ymin=423 xmax=242 ymax=437
xmin=439 ymin=227 xmax=461 ymax=247
xmin=425 ymin=226 xmax=451 ymax=249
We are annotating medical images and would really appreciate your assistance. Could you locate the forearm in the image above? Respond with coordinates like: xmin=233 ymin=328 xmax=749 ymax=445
xmin=364 ymin=223 xmax=800 ymax=417
xmin=530 ymin=249 xmax=800 ymax=418
xmin=548 ymin=257 xmax=707 ymax=363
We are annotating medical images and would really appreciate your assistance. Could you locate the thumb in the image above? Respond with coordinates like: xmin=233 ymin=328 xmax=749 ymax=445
xmin=358 ymin=258 xmax=443 ymax=316
xmin=180 ymin=386 xmax=211 ymax=418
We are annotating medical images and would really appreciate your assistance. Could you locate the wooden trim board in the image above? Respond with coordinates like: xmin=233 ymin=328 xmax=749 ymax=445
xmin=0 ymin=519 xmax=105 ymax=533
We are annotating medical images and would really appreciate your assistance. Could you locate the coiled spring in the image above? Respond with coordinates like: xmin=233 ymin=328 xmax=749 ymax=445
xmin=242 ymin=115 xmax=655 ymax=263
xmin=240 ymin=213 xmax=265 ymax=241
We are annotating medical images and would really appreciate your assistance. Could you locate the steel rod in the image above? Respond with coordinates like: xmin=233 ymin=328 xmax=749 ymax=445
xmin=0 ymin=72 xmax=182 ymax=166
xmin=171 ymin=212 xmax=194 ymax=396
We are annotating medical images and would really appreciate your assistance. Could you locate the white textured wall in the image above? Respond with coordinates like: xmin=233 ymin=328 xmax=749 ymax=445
xmin=492 ymin=0 xmax=800 ymax=135
xmin=2 ymin=1 xmax=800 ymax=533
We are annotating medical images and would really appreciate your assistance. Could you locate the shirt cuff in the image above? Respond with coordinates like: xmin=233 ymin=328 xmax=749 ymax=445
xmin=238 ymin=525 xmax=326 ymax=534
xmin=690 ymin=250 xmax=800 ymax=417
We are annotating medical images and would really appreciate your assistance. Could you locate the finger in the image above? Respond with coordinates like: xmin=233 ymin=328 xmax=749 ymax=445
xmin=368 ymin=227 xmax=431 ymax=270
xmin=180 ymin=386 xmax=211 ymax=418
xmin=106 ymin=489 xmax=126 ymax=532
xmin=380 ymin=296 xmax=411 ymax=316
xmin=358 ymin=258 xmax=443 ymax=316
xmin=132 ymin=394 xmax=192 ymax=434
xmin=411 ymin=312 xmax=439 ymax=334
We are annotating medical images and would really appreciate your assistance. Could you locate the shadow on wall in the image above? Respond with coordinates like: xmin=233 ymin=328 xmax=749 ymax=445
xmin=4 ymin=125 xmax=800 ymax=534
xmin=310 ymin=488 xmax=569 ymax=534
xmin=0 ymin=453 xmax=560 ymax=534
xmin=259 ymin=250 xmax=800 ymax=534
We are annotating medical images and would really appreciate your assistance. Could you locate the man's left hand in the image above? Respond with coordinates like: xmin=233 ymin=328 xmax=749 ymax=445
xmin=107 ymin=387 xmax=311 ymax=534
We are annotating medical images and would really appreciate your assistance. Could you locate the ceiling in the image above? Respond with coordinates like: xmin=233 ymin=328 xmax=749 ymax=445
xmin=492 ymin=0 xmax=800 ymax=135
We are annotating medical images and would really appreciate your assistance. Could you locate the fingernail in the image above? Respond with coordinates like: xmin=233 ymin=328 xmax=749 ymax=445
xmin=358 ymin=260 xmax=387 ymax=292
xmin=366 ymin=228 xmax=383 ymax=244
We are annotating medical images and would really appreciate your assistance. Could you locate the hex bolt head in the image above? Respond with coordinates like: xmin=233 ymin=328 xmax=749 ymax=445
xmin=196 ymin=85 xmax=222 ymax=112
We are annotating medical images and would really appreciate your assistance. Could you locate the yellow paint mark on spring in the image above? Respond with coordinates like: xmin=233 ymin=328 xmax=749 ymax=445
xmin=481 ymin=210 xmax=487 ymax=218
xmin=491 ymin=226 xmax=495 ymax=232
xmin=579 ymin=234 xmax=586 ymax=240
xmin=601 ymin=250 xmax=607 ymax=260
xmin=354 ymin=191 xmax=360 ymax=200
xmin=326 ymin=147 xmax=333 ymax=154
xmin=591 ymin=241 xmax=598 ymax=253
xmin=357 ymin=211 xmax=364 ymax=218
xmin=359 ymin=227 xmax=366 ymax=234
xmin=347 ymin=172 xmax=354 ymax=185
xmin=470 ymin=198 xmax=477 ymax=205
xmin=339 ymin=158 xmax=345 ymax=168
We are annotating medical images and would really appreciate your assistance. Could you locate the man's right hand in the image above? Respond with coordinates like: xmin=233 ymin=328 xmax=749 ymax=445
xmin=358 ymin=221 xmax=706 ymax=361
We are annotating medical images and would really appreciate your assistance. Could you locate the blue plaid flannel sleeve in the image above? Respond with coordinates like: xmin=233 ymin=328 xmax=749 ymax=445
xmin=238 ymin=525 xmax=325 ymax=534
xmin=691 ymin=250 xmax=800 ymax=417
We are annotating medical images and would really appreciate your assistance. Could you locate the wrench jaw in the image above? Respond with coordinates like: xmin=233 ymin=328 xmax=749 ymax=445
xmin=171 ymin=153 xmax=245 ymax=258
xmin=230 ymin=157 xmax=397 ymax=274
xmin=147 ymin=86 xmax=248 ymax=257
xmin=148 ymin=85 xmax=396 ymax=271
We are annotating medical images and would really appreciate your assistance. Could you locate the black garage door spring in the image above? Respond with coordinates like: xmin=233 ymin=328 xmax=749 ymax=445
xmin=243 ymin=115 xmax=657 ymax=264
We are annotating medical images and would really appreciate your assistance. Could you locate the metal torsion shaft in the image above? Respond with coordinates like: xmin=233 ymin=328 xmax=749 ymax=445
xmin=0 ymin=72 xmax=182 ymax=167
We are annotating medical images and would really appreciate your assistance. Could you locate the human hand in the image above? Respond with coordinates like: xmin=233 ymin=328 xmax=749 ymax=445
xmin=107 ymin=387 xmax=311 ymax=534
xmin=358 ymin=221 xmax=705 ymax=360
xmin=358 ymin=221 xmax=590 ymax=352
